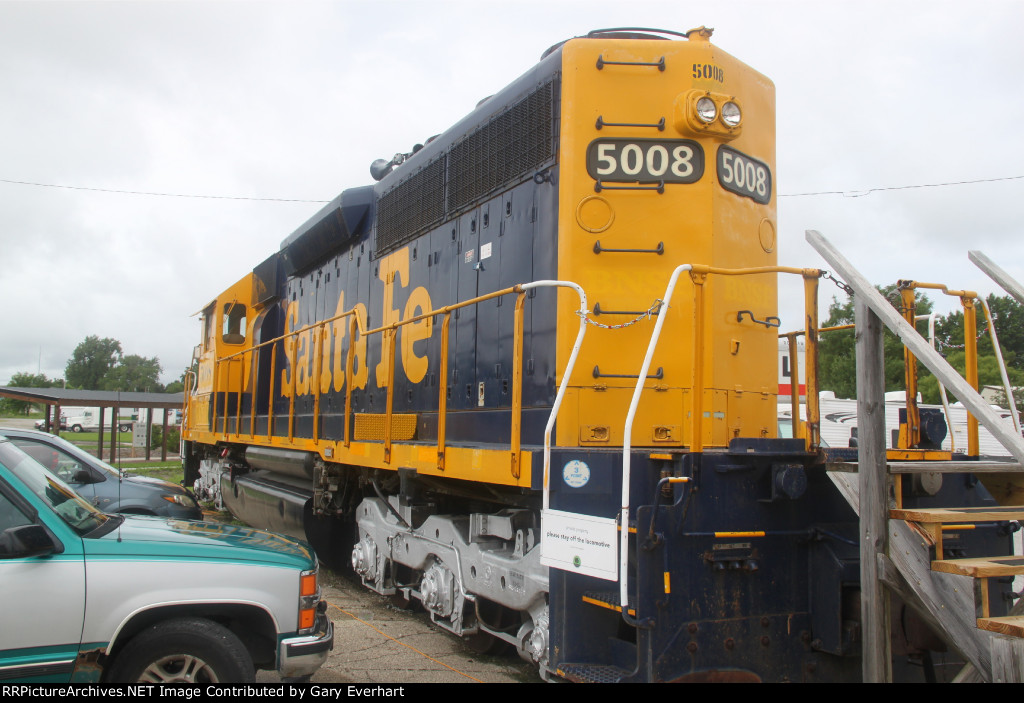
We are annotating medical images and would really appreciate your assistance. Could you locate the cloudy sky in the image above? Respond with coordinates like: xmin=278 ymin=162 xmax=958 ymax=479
xmin=2 ymin=0 xmax=1023 ymax=386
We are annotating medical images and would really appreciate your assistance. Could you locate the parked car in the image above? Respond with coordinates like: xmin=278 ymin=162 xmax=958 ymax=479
xmin=0 ymin=428 xmax=201 ymax=520
xmin=0 ymin=436 xmax=333 ymax=682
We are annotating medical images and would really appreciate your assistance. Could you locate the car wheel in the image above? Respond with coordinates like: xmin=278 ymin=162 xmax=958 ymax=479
xmin=106 ymin=617 xmax=254 ymax=683
xmin=119 ymin=423 xmax=131 ymax=433
xmin=71 ymin=425 xmax=83 ymax=433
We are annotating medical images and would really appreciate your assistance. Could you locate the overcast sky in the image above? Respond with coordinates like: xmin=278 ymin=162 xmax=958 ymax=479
xmin=2 ymin=0 xmax=1023 ymax=386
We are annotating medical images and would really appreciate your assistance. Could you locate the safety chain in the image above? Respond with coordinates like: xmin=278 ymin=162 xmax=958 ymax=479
xmin=885 ymin=291 xmax=909 ymax=313
xmin=822 ymin=270 xmax=853 ymax=297
xmin=577 ymin=299 xmax=666 ymax=330
xmin=934 ymin=325 xmax=989 ymax=350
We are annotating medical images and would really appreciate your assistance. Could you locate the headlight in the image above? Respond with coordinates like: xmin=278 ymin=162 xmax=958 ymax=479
xmin=696 ymin=97 xmax=717 ymax=123
xmin=722 ymin=101 xmax=742 ymax=127
xmin=676 ymin=90 xmax=744 ymax=139
xmin=162 ymin=494 xmax=194 ymax=507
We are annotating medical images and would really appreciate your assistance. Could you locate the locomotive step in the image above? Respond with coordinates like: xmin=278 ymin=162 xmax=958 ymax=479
xmin=977 ymin=616 xmax=1024 ymax=638
xmin=581 ymin=590 xmax=636 ymax=617
xmin=555 ymin=663 xmax=633 ymax=684
xmin=889 ymin=505 xmax=1024 ymax=524
xmin=931 ymin=555 xmax=1024 ymax=578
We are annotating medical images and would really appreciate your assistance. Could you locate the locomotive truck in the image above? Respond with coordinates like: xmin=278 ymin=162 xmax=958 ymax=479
xmin=181 ymin=27 xmax=1014 ymax=681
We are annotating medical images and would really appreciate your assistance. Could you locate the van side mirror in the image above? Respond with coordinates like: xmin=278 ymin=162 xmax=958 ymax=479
xmin=0 ymin=524 xmax=60 ymax=559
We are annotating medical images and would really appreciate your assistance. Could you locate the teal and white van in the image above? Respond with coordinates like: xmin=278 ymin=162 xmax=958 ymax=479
xmin=0 ymin=437 xmax=333 ymax=683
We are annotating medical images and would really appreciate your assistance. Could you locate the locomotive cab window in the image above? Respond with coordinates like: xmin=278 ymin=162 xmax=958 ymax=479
xmin=222 ymin=302 xmax=247 ymax=345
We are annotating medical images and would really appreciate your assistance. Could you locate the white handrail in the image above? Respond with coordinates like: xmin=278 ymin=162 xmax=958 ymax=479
xmin=620 ymin=265 xmax=693 ymax=611
xmin=925 ymin=313 xmax=956 ymax=451
xmin=979 ymin=296 xmax=1022 ymax=434
xmin=523 ymin=280 xmax=589 ymax=513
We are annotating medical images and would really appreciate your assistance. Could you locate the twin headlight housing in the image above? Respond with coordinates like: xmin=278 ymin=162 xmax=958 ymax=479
xmin=679 ymin=91 xmax=743 ymax=137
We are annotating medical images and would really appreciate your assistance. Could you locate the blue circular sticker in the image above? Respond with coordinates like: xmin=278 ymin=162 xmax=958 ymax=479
xmin=562 ymin=459 xmax=591 ymax=488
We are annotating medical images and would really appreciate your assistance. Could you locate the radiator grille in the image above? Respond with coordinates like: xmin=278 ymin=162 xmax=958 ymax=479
xmin=376 ymin=155 xmax=446 ymax=256
xmin=375 ymin=78 xmax=557 ymax=257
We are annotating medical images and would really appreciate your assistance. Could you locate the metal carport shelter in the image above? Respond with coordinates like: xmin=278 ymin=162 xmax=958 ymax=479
xmin=0 ymin=387 xmax=184 ymax=462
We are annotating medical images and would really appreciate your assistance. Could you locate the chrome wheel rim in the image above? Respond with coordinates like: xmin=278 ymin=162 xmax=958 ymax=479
xmin=139 ymin=654 xmax=219 ymax=683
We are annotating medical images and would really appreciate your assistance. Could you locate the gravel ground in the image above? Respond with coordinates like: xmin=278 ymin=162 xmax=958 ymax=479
xmin=258 ymin=569 xmax=541 ymax=684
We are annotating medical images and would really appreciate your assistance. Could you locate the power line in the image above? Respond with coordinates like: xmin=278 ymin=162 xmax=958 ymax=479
xmin=3 ymin=172 xmax=1024 ymax=203
xmin=0 ymin=178 xmax=330 ymax=203
xmin=780 ymin=174 xmax=1024 ymax=198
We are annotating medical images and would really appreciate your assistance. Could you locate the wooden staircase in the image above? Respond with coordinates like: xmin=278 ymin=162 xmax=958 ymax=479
xmin=890 ymin=503 xmax=1024 ymax=638
xmin=829 ymin=465 xmax=1024 ymax=681
xmin=809 ymin=232 xmax=1024 ymax=681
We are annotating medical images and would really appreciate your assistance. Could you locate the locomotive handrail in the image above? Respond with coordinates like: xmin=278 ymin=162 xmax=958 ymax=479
xmin=897 ymin=279 xmax=983 ymax=455
xmin=892 ymin=279 xmax=1021 ymax=452
xmin=208 ymin=280 xmax=590 ymax=484
xmin=619 ymin=264 xmax=823 ymax=616
xmin=518 ymin=280 xmax=589 ymax=512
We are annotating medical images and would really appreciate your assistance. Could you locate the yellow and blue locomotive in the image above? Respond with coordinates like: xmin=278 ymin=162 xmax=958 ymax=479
xmin=182 ymin=28 xmax=1012 ymax=681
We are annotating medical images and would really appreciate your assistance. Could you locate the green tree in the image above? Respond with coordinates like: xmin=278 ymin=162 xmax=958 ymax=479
xmin=101 ymin=354 xmax=163 ymax=393
xmin=918 ymin=351 xmax=1024 ymax=405
xmin=986 ymin=295 xmax=1024 ymax=372
xmin=163 ymin=367 xmax=193 ymax=395
xmin=818 ymin=290 xmax=1024 ymax=408
xmin=65 ymin=336 xmax=122 ymax=389
xmin=0 ymin=372 xmax=62 ymax=415
xmin=917 ymin=294 xmax=1024 ymax=406
xmin=817 ymin=285 xmax=933 ymax=399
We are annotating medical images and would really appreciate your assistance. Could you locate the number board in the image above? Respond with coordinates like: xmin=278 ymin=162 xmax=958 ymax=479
xmin=717 ymin=146 xmax=771 ymax=204
xmin=586 ymin=139 xmax=704 ymax=184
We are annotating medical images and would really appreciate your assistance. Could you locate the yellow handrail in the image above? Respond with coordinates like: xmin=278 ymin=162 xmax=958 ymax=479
xmin=208 ymin=285 xmax=532 ymax=478
xmin=898 ymin=280 xmax=980 ymax=456
xmin=683 ymin=266 xmax=823 ymax=451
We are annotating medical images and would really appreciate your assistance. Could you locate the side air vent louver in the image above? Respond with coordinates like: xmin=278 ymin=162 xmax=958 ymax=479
xmin=375 ymin=78 xmax=557 ymax=258
xmin=376 ymin=156 xmax=446 ymax=256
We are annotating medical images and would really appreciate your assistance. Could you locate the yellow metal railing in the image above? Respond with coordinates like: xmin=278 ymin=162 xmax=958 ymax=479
xmin=809 ymin=278 xmax=1008 ymax=460
xmin=897 ymin=280 xmax=981 ymax=456
xmin=205 ymin=285 xmax=534 ymax=478
xmin=681 ymin=265 xmax=824 ymax=452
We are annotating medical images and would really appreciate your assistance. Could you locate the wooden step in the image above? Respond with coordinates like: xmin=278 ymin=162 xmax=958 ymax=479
xmin=978 ymin=616 xmax=1024 ymax=638
xmin=889 ymin=505 xmax=1024 ymax=562
xmin=932 ymin=555 xmax=1024 ymax=578
xmin=889 ymin=505 xmax=1024 ymax=524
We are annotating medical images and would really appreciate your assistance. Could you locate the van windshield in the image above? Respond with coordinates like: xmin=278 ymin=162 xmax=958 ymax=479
xmin=0 ymin=440 xmax=110 ymax=535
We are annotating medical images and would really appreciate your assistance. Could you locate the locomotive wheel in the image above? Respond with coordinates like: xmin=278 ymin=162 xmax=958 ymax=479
xmin=390 ymin=592 xmax=417 ymax=610
xmin=462 ymin=630 xmax=509 ymax=656
xmin=107 ymin=617 xmax=254 ymax=683
xmin=464 ymin=599 xmax=515 ymax=655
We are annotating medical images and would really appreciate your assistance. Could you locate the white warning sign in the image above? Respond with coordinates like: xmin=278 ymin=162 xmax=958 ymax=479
xmin=540 ymin=508 xmax=618 ymax=581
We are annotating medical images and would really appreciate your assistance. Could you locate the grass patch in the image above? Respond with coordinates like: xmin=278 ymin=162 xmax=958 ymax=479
xmin=120 ymin=461 xmax=184 ymax=485
xmin=63 ymin=430 xmax=132 ymax=443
